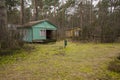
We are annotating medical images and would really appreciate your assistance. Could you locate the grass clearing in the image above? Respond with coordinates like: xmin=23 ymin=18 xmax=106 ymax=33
xmin=0 ymin=41 xmax=120 ymax=80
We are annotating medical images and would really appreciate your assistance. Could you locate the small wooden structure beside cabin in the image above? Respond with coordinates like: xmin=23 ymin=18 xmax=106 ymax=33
xmin=65 ymin=27 xmax=81 ymax=38
xmin=18 ymin=20 xmax=57 ymax=42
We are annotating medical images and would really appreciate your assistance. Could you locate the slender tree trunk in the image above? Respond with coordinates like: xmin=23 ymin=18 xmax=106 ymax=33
xmin=33 ymin=0 xmax=38 ymax=21
xmin=90 ymin=0 xmax=93 ymax=25
xmin=80 ymin=2 xmax=83 ymax=39
xmin=20 ymin=0 xmax=24 ymax=25
xmin=89 ymin=0 xmax=93 ymax=40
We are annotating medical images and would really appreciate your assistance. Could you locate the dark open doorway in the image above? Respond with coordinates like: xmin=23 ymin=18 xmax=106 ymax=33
xmin=46 ymin=30 xmax=52 ymax=39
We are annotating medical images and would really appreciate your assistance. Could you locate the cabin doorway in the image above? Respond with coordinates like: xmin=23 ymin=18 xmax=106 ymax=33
xmin=46 ymin=30 xmax=52 ymax=39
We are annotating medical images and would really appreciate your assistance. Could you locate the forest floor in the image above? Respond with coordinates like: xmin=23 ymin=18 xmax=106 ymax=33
xmin=0 ymin=41 xmax=120 ymax=80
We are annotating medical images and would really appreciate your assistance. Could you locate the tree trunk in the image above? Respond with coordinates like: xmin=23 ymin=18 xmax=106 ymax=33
xmin=33 ymin=0 xmax=38 ymax=21
xmin=79 ymin=2 xmax=83 ymax=39
xmin=20 ymin=0 xmax=24 ymax=25
xmin=0 ymin=0 xmax=7 ymax=49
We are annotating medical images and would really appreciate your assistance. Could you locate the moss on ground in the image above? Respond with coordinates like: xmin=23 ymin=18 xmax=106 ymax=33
xmin=0 ymin=41 xmax=120 ymax=80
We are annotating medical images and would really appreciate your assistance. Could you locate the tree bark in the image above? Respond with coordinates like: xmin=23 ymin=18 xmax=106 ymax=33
xmin=0 ymin=0 xmax=7 ymax=49
xmin=33 ymin=0 xmax=38 ymax=21
xmin=20 ymin=0 xmax=24 ymax=25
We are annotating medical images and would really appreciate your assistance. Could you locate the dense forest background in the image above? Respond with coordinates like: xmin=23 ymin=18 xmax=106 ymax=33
xmin=0 ymin=0 xmax=120 ymax=49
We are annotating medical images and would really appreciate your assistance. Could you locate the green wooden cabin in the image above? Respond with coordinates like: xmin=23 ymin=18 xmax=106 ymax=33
xmin=18 ymin=20 xmax=57 ymax=42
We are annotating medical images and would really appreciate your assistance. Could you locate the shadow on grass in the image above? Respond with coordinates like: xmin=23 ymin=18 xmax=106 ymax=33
xmin=0 ymin=50 xmax=15 ymax=56
xmin=0 ymin=45 xmax=36 ymax=65
xmin=27 ymin=39 xmax=57 ymax=44
xmin=0 ymin=45 xmax=35 ymax=56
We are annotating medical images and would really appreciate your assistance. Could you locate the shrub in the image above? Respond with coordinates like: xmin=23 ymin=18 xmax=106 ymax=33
xmin=108 ymin=55 xmax=120 ymax=73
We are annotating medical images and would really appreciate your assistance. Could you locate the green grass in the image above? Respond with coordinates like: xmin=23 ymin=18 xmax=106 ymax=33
xmin=0 ymin=41 xmax=120 ymax=80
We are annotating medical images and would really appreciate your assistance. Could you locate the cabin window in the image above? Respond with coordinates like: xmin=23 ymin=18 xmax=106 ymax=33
xmin=75 ymin=30 xmax=79 ymax=37
xmin=40 ymin=30 xmax=46 ymax=36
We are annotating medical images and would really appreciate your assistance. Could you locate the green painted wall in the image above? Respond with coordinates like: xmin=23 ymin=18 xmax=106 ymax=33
xmin=32 ymin=27 xmax=46 ymax=41
xmin=32 ymin=21 xmax=57 ymax=41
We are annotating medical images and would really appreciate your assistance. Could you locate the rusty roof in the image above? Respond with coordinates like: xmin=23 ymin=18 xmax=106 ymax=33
xmin=23 ymin=19 xmax=48 ymax=27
